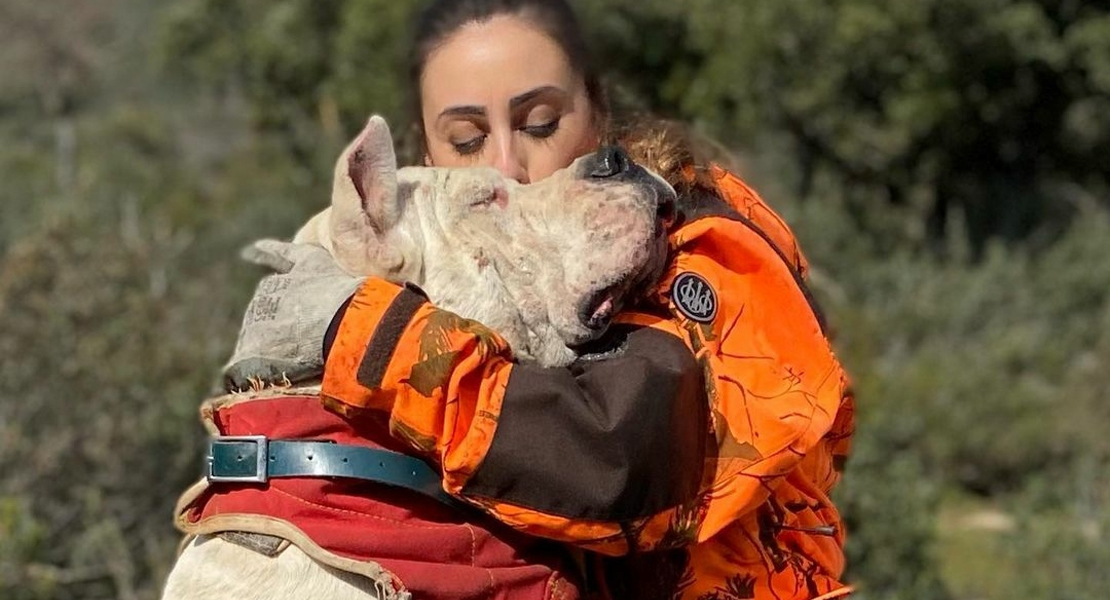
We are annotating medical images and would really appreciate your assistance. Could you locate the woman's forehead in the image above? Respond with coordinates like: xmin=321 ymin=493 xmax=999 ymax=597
xmin=421 ymin=15 xmax=583 ymax=112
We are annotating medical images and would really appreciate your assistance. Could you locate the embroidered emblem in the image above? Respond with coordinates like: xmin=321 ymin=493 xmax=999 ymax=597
xmin=671 ymin=272 xmax=717 ymax=323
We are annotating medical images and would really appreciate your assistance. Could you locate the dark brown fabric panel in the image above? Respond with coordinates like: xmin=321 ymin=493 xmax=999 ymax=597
xmin=322 ymin=294 xmax=354 ymax=363
xmin=356 ymin=287 xmax=428 ymax=389
xmin=462 ymin=325 xmax=707 ymax=521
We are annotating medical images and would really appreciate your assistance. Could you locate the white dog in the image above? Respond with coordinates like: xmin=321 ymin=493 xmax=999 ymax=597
xmin=295 ymin=115 xmax=674 ymax=366
xmin=162 ymin=116 xmax=675 ymax=600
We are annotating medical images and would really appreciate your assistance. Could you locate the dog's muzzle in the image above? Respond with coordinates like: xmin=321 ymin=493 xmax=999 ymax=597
xmin=582 ymin=146 xmax=676 ymax=220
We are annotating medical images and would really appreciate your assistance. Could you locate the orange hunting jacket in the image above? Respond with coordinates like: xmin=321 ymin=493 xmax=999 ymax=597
xmin=321 ymin=166 xmax=854 ymax=600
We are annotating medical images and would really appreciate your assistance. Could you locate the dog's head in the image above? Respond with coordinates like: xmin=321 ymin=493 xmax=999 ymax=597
xmin=299 ymin=115 xmax=675 ymax=366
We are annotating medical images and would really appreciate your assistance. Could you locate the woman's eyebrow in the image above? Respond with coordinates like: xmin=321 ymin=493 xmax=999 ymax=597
xmin=509 ymin=85 xmax=566 ymax=110
xmin=439 ymin=105 xmax=486 ymax=119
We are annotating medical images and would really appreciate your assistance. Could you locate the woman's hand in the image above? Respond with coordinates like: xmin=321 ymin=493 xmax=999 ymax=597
xmin=223 ymin=239 xmax=362 ymax=391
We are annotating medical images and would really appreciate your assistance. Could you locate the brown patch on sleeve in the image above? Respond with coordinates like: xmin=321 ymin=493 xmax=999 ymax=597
xmin=356 ymin=287 xmax=428 ymax=389
xmin=462 ymin=324 xmax=708 ymax=521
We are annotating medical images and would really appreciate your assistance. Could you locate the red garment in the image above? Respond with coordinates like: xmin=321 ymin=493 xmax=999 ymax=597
xmin=175 ymin=394 xmax=581 ymax=600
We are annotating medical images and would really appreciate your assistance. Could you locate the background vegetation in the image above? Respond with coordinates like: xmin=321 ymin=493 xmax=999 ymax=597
xmin=1 ymin=1 xmax=1107 ymax=598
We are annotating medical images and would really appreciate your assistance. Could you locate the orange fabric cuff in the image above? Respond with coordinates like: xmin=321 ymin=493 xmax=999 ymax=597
xmin=320 ymin=278 xmax=418 ymax=412
xmin=319 ymin=276 xmax=515 ymax=484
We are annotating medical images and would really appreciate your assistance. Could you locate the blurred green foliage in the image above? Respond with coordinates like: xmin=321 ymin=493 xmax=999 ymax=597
xmin=1 ymin=1 xmax=1107 ymax=599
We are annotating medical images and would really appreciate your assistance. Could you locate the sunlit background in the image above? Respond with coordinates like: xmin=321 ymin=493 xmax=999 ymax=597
xmin=1 ymin=1 xmax=1108 ymax=598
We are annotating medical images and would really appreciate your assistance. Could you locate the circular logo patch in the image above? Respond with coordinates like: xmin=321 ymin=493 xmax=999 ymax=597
xmin=671 ymin=272 xmax=717 ymax=323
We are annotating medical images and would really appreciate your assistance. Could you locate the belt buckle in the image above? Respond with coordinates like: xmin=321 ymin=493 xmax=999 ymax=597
xmin=207 ymin=435 xmax=269 ymax=484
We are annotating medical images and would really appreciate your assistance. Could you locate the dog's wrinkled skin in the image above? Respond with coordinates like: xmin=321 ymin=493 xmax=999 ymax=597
xmin=297 ymin=115 xmax=675 ymax=367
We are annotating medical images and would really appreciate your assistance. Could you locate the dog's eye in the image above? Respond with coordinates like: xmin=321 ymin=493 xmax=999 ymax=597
xmin=470 ymin=187 xmax=508 ymax=209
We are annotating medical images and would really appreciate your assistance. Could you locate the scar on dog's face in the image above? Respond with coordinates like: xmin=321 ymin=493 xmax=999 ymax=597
xmin=301 ymin=115 xmax=674 ymax=366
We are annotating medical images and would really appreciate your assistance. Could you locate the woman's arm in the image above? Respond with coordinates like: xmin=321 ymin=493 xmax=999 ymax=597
xmin=321 ymin=278 xmax=710 ymax=553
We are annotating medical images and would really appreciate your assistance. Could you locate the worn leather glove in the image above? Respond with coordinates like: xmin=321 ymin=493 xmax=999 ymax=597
xmin=223 ymin=239 xmax=363 ymax=392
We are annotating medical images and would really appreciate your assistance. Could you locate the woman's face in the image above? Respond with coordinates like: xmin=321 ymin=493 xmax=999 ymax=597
xmin=420 ymin=15 xmax=600 ymax=183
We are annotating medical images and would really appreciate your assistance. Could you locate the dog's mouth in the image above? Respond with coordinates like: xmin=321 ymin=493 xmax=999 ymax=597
xmin=576 ymin=277 xmax=632 ymax=337
xmin=564 ymin=182 xmax=674 ymax=350
xmin=570 ymin=237 xmax=668 ymax=348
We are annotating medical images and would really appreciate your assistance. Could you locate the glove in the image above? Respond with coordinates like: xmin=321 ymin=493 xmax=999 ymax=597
xmin=223 ymin=239 xmax=363 ymax=391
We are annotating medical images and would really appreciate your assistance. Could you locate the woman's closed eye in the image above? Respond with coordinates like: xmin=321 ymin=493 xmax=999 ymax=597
xmin=452 ymin=134 xmax=487 ymax=156
xmin=450 ymin=120 xmax=559 ymax=156
xmin=521 ymin=119 xmax=560 ymax=139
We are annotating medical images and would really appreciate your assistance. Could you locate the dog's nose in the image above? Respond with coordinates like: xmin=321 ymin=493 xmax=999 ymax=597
xmin=587 ymin=146 xmax=632 ymax=179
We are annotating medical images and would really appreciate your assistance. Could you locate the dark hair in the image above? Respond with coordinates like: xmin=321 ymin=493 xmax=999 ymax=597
xmin=407 ymin=0 xmax=608 ymax=151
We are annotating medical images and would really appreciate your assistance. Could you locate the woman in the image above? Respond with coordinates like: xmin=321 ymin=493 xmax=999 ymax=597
xmin=209 ymin=1 xmax=854 ymax=598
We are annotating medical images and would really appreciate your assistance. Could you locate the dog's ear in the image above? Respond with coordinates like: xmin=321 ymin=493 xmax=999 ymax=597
xmin=328 ymin=115 xmax=406 ymax=275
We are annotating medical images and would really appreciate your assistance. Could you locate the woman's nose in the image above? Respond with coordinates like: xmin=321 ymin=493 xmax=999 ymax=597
xmin=491 ymin=134 xmax=528 ymax=183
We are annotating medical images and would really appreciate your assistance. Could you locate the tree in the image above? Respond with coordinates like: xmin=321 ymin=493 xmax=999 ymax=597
xmin=583 ymin=0 xmax=1110 ymax=252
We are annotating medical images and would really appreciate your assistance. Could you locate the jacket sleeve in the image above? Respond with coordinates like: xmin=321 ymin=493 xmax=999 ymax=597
xmin=319 ymin=279 xmax=709 ymax=554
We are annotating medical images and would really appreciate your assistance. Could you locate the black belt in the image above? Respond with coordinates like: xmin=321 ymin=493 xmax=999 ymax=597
xmin=206 ymin=435 xmax=464 ymax=508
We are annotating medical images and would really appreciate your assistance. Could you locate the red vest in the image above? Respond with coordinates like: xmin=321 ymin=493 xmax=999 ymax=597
xmin=176 ymin=394 xmax=581 ymax=600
